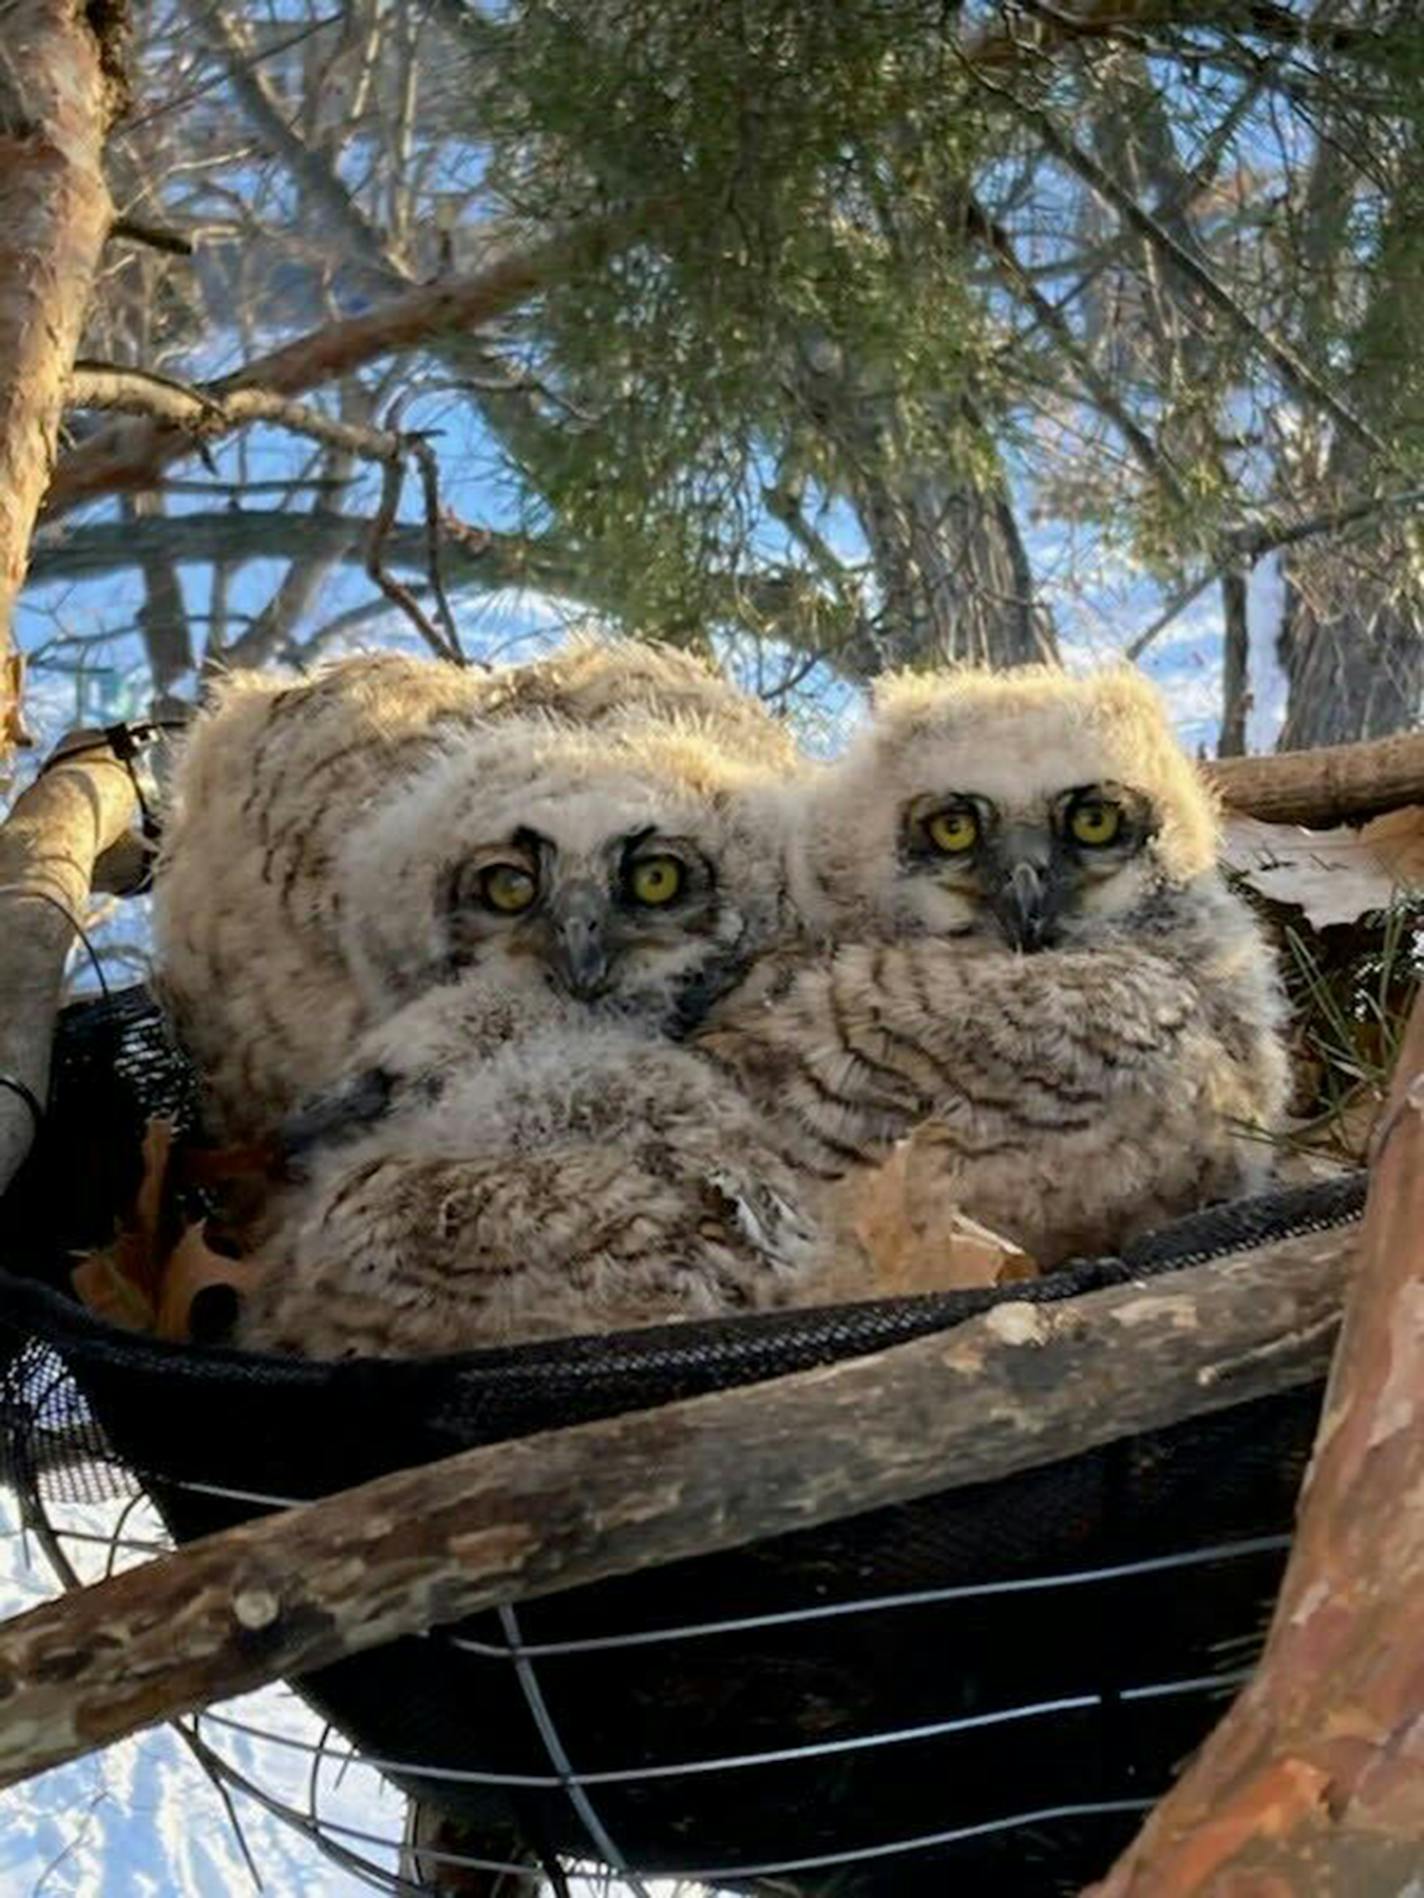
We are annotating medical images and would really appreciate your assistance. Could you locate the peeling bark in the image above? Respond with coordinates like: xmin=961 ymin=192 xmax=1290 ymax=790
xmin=1092 ymin=988 xmax=1424 ymax=1895
xmin=0 ymin=1223 xmax=1354 ymax=1790
xmin=0 ymin=0 xmax=127 ymax=748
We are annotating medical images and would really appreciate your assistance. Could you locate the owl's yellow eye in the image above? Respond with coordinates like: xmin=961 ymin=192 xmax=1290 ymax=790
xmin=628 ymin=855 xmax=685 ymax=906
xmin=926 ymin=808 xmax=979 ymax=855
xmin=1069 ymin=801 xmax=1123 ymax=847
xmin=480 ymin=863 xmax=538 ymax=913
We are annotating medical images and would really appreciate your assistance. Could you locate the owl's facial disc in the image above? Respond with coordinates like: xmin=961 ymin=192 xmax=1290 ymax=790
xmin=446 ymin=821 xmax=725 ymax=1012
xmin=900 ymin=782 xmax=1155 ymax=950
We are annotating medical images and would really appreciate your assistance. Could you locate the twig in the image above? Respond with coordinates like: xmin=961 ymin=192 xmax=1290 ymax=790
xmin=963 ymin=58 xmax=1388 ymax=459
xmin=364 ymin=457 xmax=461 ymax=664
xmin=410 ymin=440 xmax=469 ymax=666
xmin=1126 ymin=485 xmax=1424 ymax=661
xmin=108 ymin=216 xmax=195 ymax=258
xmin=0 ymin=1222 xmax=1355 ymax=1789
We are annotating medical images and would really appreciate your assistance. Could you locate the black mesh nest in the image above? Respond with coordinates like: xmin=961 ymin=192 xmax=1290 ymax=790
xmin=0 ymin=990 xmax=1364 ymax=1895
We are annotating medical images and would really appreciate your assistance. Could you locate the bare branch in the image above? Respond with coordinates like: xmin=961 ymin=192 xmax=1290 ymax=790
xmin=107 ymin=215 xmax=195 ymax=257
xmin=0 ymin=741 xmax=139 ymax=1193
xmin=1205 ymin=729 xmax=1424 ymax=828
xmin=44 ymin=212 xmax=649 ymax=520
xmin=964 ymin=194 xmax=1187 ymax=508
xmin=27 ymin=510 xmax=565 ymax=596
xmin=964 ymin=60 xmax=1388 ymax=459
xmin=364 ymin=454 xmax=463 ymax=664
xmin=65 ymin=363 xmax=405 ymax=461
xmin=1127 ymin=487 xmax=1424 ymax=661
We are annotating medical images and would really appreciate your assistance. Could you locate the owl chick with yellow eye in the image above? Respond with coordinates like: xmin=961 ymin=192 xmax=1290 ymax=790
xmin=699 ymin=666 xmax=1289 ymax=1266
xmin=153 ymin=636 xmax=795 ymax=1140
xmin=336 ymin=717 xmax=791 ymax=1043
xmin=238 ymin=728 xmax=824 ymax=1359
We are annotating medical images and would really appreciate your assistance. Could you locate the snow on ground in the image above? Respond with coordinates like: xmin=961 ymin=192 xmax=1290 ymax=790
xmin=0 ymin=1492 xmax=692 ymax=1895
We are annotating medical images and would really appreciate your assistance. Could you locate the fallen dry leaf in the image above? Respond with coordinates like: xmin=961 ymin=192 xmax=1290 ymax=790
xmin=72 ymin=1115 xmax=269 ymax=1342
xmin=70 ymin=1248 xmax=157 ymax=1333
xmin=154 ymin=1221 xmax=271 ymax=1343
xmin=829 ymin=1132 xmax=1037 ymax=1297
xmin=1224 ymin=807 xmax=1424 ymax=930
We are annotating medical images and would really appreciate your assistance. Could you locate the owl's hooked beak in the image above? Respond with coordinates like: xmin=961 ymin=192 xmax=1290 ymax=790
xmin=552 ymin=887 xmax=612 ymax=999
xmin=992 ymin=853 xmax=1058 ymax=953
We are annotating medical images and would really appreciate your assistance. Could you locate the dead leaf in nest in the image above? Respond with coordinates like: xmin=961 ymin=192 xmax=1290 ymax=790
xmin=1224 ymin=808 xmax=1424 ymax=931
xmin=154 ymin=1222 xmax=271 ymax=1343
xmin=71 ymin=1116 xmax=177 ymax=1331
xmin=830 ymin=1133 xmax=1037 ymax=1297
xmin=70 ymin=1248 xmax=157 ymax=1333
xmin=72 ymin=1115 xmax=269 ymax=1342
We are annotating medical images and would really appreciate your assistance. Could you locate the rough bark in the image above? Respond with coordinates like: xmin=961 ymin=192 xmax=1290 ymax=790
xmin=0 ymin=741 xmax=139 ymax=1195
xmin=1276 ymin=545 xmax=1424 ymax=751
xmin=0 ymin=1223 xmax=1355 ymax=1790
xmin=1093 ymin=987 xmax=1424 ymax=1895
xmin=0 ymin=0 xmax=128 ymax=749
xmin=1203 ymin=729 xmax=1424 ymax=828
xmin=800 ymin=362 xmax=1057 ymax=675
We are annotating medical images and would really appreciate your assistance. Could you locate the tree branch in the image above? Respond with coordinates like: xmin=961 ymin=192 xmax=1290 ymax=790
xmin=0 ymin=0 xmax=127 ymax=744
xmin=65 ymin=364 xmax=405 ymax=461
xmin=964 ymin=194 xmax=1187 ymax=509
xmin=0 ymin=740 xmax=139 ymax=1194
xmin=42 ymin=212 xmax=647 ymax=521
xmin=1094 ymin=986 xmax=1424 ymax=1893
xmin=187 ymin=0 xmax=396 ymax=285
xmin=0 ymin=1223 xmax=1355 ymax=1789
xmin=27 ymin=509 xmax=569 ymax=596
xmin=1126 ymin=487 xmax=1424 ymax=662
xmin=1204 ymin=729 xmax=1424 ymax=828
xmin=964 ymin=59 xmax=1387 ymax=459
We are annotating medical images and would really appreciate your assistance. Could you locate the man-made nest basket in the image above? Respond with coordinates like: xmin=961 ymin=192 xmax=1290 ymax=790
xmin=0 ymin=990 xmax=1363 ymax=1894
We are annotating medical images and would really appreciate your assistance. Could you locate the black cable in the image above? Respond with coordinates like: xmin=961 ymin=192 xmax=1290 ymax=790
xmin=0 ymin=1073 xmax=45 ymax=1137
xmin=0 ymin=884 xmax=110 ymax=997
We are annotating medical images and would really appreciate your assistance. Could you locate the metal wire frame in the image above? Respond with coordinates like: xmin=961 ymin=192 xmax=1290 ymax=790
xmin=0 ymin=1322 xmax=1294 ymax=1896
xmin=1 ymin=1441 xmax=1282 ymax=1895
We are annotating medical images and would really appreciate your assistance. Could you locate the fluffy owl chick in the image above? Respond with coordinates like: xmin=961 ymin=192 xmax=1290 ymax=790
xmin=238 ymin=985 xmax=831 ymax=1358
xmin=336 ymin=718 xmax=794 ymax=1035
xmin=698 ymin=666 xmax=1288 ymax=1265
xmin=153 ymin=637 xmax=794 ymax=1139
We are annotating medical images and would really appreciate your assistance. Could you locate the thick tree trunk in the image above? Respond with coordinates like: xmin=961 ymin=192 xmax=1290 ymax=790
xmin=0 ymin=0 xmax=128 ymax=749
xmin=846 ymin=452 xmax=1057 ymax=675
xmin=1093 ymin=987 xmax=1424 ymax=1894
xmin=0 ymin=1223 xmax=1353 ymax=1789
xmin=1276 ymin=546 xmax=1424 ymax=750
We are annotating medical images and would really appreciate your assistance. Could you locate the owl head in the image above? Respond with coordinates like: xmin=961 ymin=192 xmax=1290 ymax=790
xmin=795 ymin=665 xmax=1219 ymax=949
xmin=338 ymin=716 xmax=794 ymax=1032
